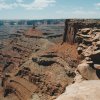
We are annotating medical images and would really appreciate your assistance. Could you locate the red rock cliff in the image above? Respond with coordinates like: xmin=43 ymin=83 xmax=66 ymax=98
xmin=63 ymin=19 xmax=100 ymax=43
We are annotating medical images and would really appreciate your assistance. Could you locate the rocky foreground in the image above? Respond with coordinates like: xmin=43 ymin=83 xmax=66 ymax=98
xmin=56 ymin=20 xmax=100 ymax=100
xmin=0 ymin=19 xmax=100 ymax=100
xmin=55 ymin=80 xmax=100 ymax=100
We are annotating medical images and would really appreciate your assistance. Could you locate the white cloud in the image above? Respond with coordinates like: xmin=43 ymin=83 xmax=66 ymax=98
xmin=95 ymin=3 xmax=100 ymax=7
xmin=19 ymin=0 xmax=56 ymax=10
xmin=95 ymin=3 xmax=100 ymax=10
xmin=0 ymin=0 xmax=56 ymax=10
xmin=70 ymin=9 xmax=100 ymax=18
xmin=55 ymin=7 xmax=100 ymax=19
xmin=72 ymin=10 xmax=97 ymax=15
xmin=0 ymin=2 xmax=18 ymax=10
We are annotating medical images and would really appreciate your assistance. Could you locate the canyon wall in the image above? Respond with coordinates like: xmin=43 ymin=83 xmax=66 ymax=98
xmin=63 ymin=19 xmax=100 ymax=43
xmin=56 ymin=20 xmax=100 ymax=100
xmin=0 ymin=26 xmax=78 ymax=100
xmin=0 ymin=19 xmax=100 ymax=100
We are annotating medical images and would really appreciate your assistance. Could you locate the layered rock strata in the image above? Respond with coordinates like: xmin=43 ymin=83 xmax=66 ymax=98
xmin=56 ymin=20 xmax=100 ymax=100
xmin=0 ymin=19 xmax=100 ymax=100
xmin=0 ymin=27 xmax=78 ymax=100
xmin=63 ymin=19 xmax=100 ymax=43
xmin=76 ymin=28 xmax=100 ymax=80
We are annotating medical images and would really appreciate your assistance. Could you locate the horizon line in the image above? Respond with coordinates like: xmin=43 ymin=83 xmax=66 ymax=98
xmin=0 ymin=18 xmax=100 ymax=21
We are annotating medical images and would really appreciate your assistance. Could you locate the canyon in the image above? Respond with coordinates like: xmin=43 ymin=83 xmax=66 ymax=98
xmin=0 ymin=19 xmax=100 ymax=100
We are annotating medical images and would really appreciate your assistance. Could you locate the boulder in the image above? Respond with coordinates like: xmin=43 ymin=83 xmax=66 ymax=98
xmin=55 ymin=80 xmax=100 ymax=100
xmin=77 ymin=62 xmax=99 ymax=80
xmin=92 ymin=33 xmax=100 ymax=42
xmin=96 ymin=41 xmax=100 ymax=47
xmin=94 ymin=64 xmax=100 ymax=70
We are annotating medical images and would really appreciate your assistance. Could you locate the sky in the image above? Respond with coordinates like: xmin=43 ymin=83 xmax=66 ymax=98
xmin=0 ymin=0 xmax=100 ymax=19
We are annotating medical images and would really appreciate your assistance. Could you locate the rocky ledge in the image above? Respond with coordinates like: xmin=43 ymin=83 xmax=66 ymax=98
xmin=55 ymin=80 xmax=100 ymax=100
xmin=76 ymin=28 xmax=100 ymax=80
xmin=56 ymin=20 xmax=100 ymax=100
xmin=63 ymin=19 xmax=100 ymax=43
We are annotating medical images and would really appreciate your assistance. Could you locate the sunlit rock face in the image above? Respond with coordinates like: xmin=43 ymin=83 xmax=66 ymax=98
xmin=55 ymin=80 xmax=100 ymax=100
xmin=56 ymin=19 xmax=100 ymax=100
xmin=63 ymin=19 xmax=100 ymax=43
xmin=76 ymin=28 xmax=100 ymax=80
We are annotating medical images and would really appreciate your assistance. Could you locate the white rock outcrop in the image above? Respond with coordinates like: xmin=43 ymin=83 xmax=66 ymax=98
xmin=55 ymin=80 xmax=100 ymax=100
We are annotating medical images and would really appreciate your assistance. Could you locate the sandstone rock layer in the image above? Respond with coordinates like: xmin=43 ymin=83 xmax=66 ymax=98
xmin=55 ymin=80 xmax=100 ymax=100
